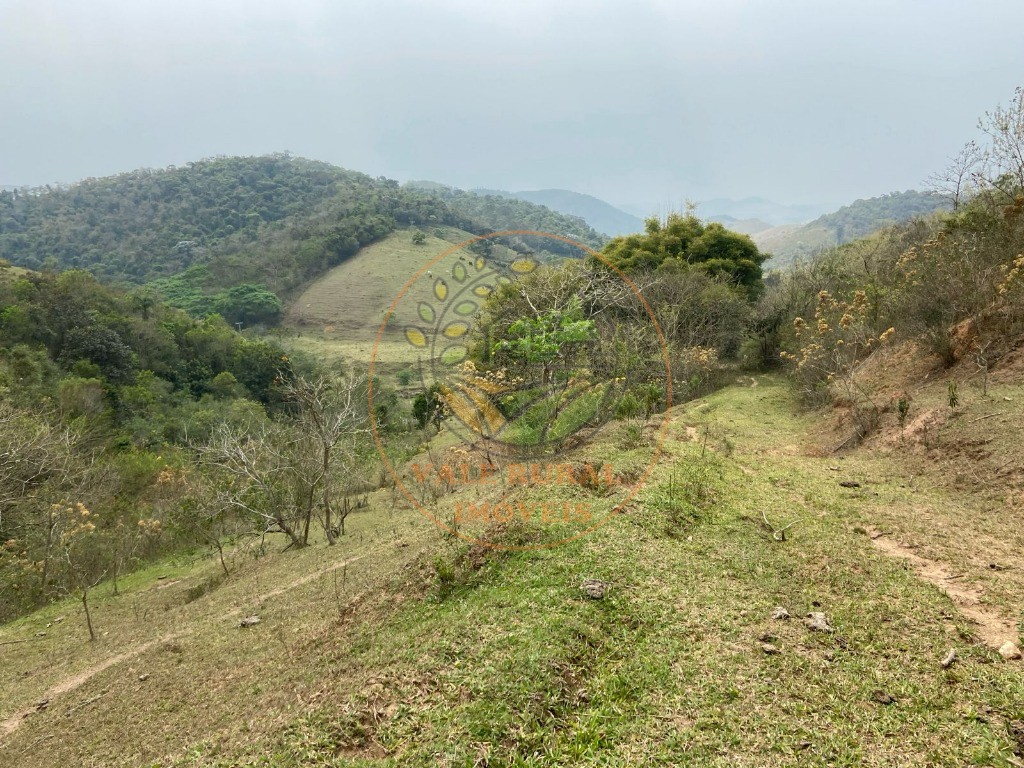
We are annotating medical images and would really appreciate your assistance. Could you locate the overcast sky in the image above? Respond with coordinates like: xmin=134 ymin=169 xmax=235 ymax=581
xmin=2 ymin=0 xmax=1022 ymax=212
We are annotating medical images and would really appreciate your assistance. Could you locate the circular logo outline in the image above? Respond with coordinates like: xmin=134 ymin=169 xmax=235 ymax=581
xmin=368 ymin=230 xmax=672 ymax=551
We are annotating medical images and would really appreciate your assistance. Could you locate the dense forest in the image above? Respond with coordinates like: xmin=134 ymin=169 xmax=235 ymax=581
xmin=0 ymin=156 xmax=605 ymax=325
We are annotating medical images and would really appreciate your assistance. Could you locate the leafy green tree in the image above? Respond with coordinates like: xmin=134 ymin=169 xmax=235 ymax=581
xmin=212 ymin=284 xmax=283 ymax=327
xmin=492 ymin=297 xmax=595 ymax=385
xmin=59 ymin=325 xmax=137 ymax=384
xmin=602 ymin=213 xmax=766 ymax=294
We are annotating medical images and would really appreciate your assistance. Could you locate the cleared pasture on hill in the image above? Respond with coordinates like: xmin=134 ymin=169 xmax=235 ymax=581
xmin=2 ymin=377 xmax=1022 ymax=767
xmin=282 ymin=227 xmax=526 ymax=374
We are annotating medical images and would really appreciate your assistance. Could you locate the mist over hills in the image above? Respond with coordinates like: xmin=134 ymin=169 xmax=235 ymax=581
xmin=509 ymin=189 xmax=644 ymax=237
xmin=615 ymin=196 xmax=826 ymax=227
xmin=465 ymin=186 xmax=643 ymax=237
xmin=697 ymin=197 xmax=825 ymax=225
xmin=0 ymin=154 xmax=955 ymax=297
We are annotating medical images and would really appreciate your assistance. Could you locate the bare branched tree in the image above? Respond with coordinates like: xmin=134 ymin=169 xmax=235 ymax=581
xmin=195 ymin=373 xmax=368 ymax=549
xmin=279 ymin=373 xmax=367 ymax=544
xmin=0 ymin=403 xmax=81 ymax=540
xmin=978 ymin=85 xmax=1024 ymax=198
xmin=196 ymin=418 xmax=305 ymax=548
xmin=928 ymin=140 xmax=983 ymax=210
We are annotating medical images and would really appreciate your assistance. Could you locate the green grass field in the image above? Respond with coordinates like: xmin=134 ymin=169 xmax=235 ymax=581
xmin=281 ymin=227 xmax=526 ymax=380
xmin=2 ymin=376 xmax=1022 ymax=767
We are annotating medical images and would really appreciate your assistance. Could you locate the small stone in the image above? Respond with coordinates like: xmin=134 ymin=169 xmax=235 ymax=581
xmin=138 ymin=673 xmax=150 ymax=682
xmin=580 ymin=579 xmax=608 ymax=600
xmin=239 ymin=616 xmax=261 ymax=628
xmin=35 ymin=699 xmax=49 ymax=712
xmin=758 ymin=632 xmax=777 ymax=643
xmin=761 ymin=643 xmax=781 ymax=655
xmin=771 ymin=606 xmax=790 ymax=620
xmin=804 ymin=612 xmax=835 ymax=633
xmin=941 ymin=648 xmax=957 ymax=668
xmin=871 ymin=690 xmax=896 ymax=706
xmin=998 ymin=641 xmax=1022 ymax=660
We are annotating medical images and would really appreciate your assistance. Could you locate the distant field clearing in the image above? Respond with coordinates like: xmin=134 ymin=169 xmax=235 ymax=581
xmin=282 ymin=227 xmax=522 ymax=371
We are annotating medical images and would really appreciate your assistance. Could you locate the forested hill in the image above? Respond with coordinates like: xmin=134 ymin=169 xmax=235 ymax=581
xmin=755 ymin=189 xmax=952 ymax=267
xmin=809 ymin=189 xmax=950 ymax=244
xmin=0 ymin=157 xmax=605 ymax=314
xmin=404 ymin=181 xmax=607 ymax=249
xmin=0 ymin=155 xmax=489 ymax=295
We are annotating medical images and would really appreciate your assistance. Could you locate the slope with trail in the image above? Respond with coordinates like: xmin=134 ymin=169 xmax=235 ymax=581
xmin=1 ymin=376 xmax=1022 ymax=766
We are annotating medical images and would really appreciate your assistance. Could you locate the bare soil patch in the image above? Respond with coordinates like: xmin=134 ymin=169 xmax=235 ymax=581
xmin=868 ymin=529 xmax=1019 ymax=650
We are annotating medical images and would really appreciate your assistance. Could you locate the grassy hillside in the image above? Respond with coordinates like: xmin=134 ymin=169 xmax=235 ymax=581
xmin=1 ymin=375 xmax=1021 ymax=766
xmin=753 ymin=223 xmax=835 ymax=268
xmin=284 ymin=227 xmax=472 ymax=367
xmin=280 ymin=226 xmax=532 ymax=370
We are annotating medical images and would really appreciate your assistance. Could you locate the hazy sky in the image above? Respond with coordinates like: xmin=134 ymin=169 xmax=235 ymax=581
xmin=2 ymin=0 xmax=1023 ymax=211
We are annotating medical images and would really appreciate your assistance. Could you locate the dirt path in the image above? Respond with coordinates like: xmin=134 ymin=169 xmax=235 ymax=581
xmin=224 ymin=554 xmax=365 ymax=618
xmin=0 ymin=633 xmax=183 ymax=739
xmin=1 ymin=553 xmax=367 ymax=741
xmin=868 ymin=529 xmax=1019 ymax=649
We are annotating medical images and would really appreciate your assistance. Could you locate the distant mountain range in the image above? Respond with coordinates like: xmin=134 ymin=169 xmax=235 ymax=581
xmin=697 ymin=197 xmax=825 ymax=226
xmin=616 ymin=196 xmax=826 ymax=227
xmin=7 ymin=159 xmax=947 ymax=288
xmin=471 ymin=187 xmax=644 ymax=237
xmin=512 ymin=190 xmax=644 ymax=237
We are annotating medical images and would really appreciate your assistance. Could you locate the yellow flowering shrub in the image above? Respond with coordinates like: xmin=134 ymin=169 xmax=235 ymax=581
xmin=781 ymin=289 xmax=895 ymax=402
